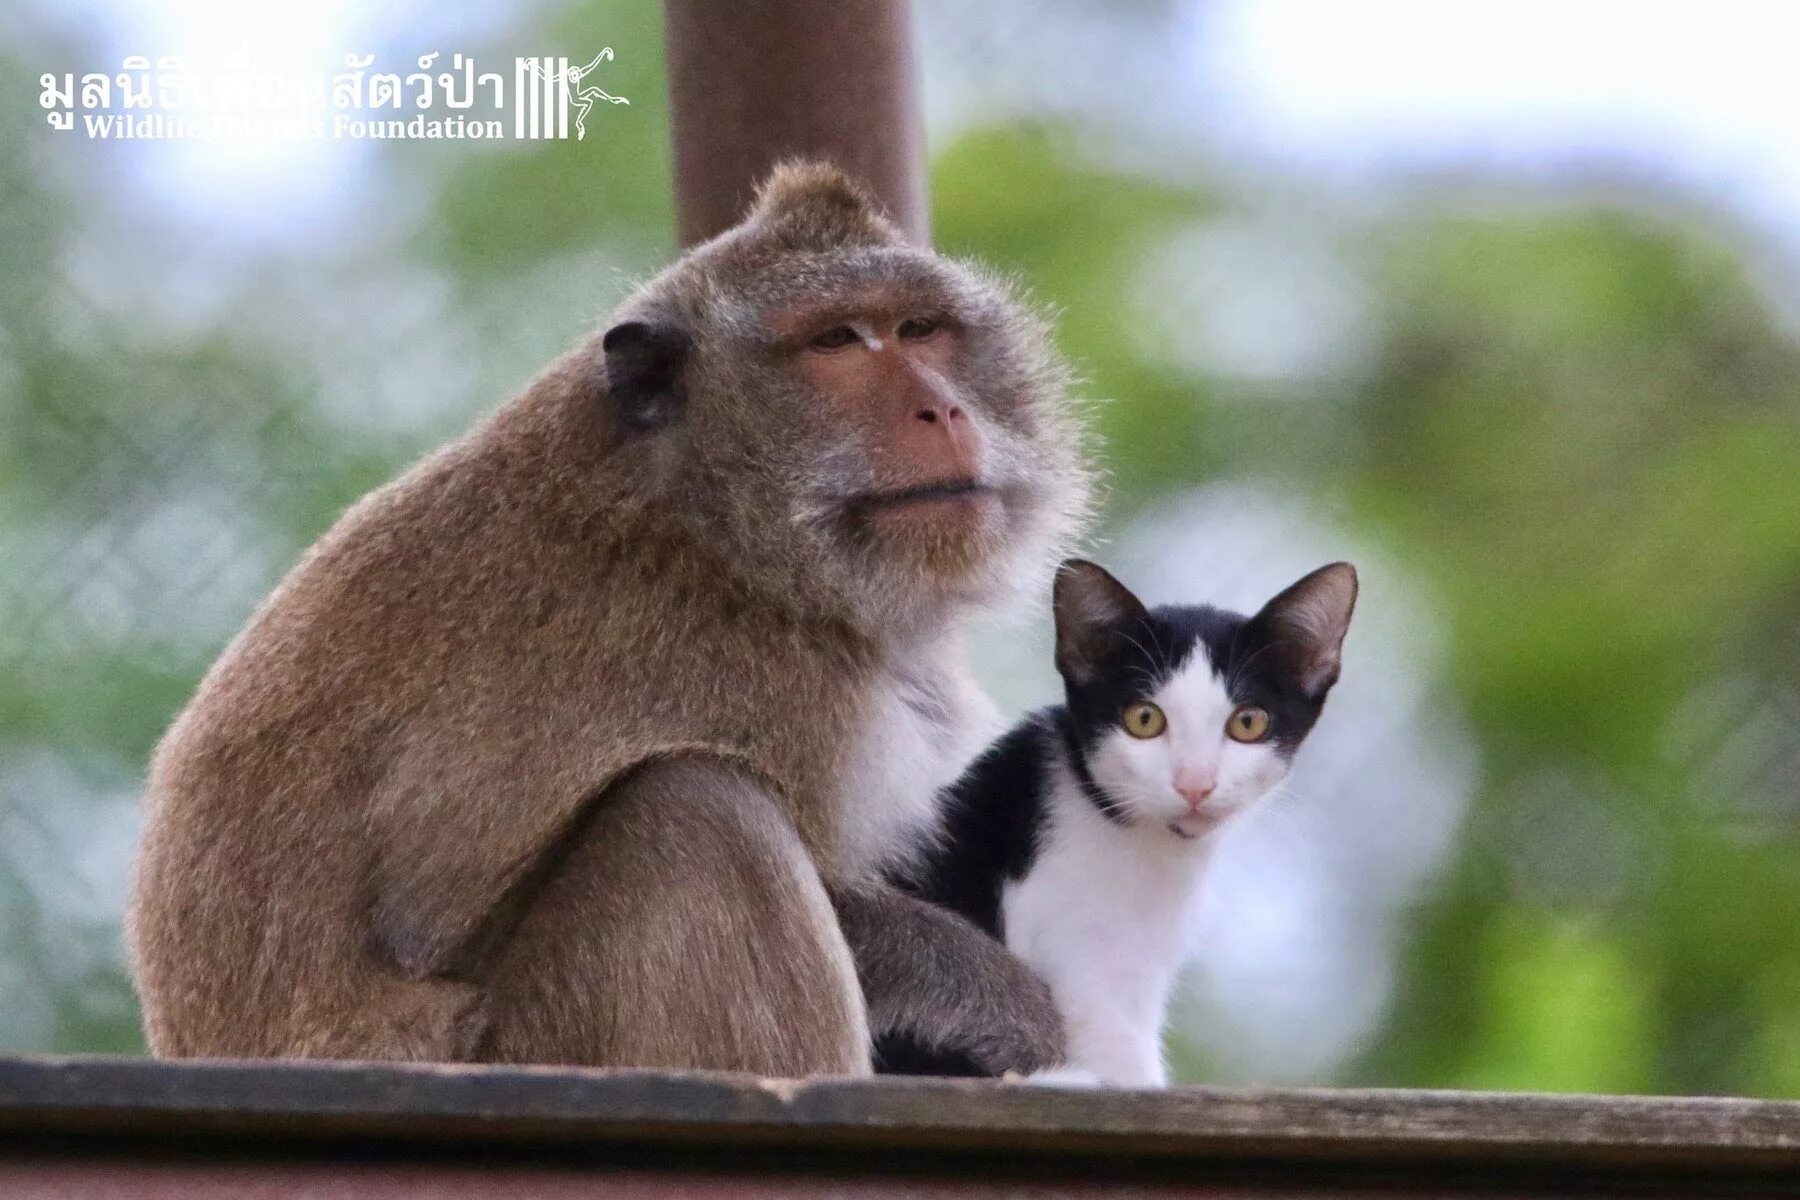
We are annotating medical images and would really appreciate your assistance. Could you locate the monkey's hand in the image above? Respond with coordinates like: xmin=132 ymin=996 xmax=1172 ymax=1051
xmin=829 ymin=880 xmax=1067 ymax=1077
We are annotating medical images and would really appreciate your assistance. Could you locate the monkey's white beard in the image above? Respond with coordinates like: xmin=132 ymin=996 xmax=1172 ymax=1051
xmin=784 ymin=417 xmax=1093 ymax=642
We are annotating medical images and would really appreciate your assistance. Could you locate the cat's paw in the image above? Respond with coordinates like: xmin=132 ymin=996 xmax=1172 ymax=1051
xmin=1009 ymin=1065 xmax=1102 ymax=1088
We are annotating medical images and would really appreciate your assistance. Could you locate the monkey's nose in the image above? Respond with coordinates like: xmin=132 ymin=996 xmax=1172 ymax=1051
xmin=914 ymin=400 xmax=965 ymax=425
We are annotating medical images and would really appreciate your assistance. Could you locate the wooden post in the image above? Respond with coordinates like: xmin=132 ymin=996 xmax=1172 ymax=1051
xmin=663 ymin=0 xmax=928 ymax=247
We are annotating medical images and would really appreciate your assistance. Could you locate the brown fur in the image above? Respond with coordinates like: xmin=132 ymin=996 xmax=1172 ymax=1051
xmin=478 ymin=758 xmax=868 ymax=1071
xmin=127 ymin=162 xmax=1093 ymax=1070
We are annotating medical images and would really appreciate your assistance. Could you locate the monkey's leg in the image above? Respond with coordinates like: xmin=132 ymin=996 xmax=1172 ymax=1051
xmin=478 ymin=757 xmax=871 ymax=1075
xmin=831 ymin=882 xmax=1068 ymax=1076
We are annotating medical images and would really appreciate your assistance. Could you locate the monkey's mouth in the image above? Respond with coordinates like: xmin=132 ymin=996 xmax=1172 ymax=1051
xmin=853 ymin=479 xmax=991 ymax=513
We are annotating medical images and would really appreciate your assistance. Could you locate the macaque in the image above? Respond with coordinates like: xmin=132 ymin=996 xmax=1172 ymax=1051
xmin=127 ymin=163 xmax=1094 ymax=1074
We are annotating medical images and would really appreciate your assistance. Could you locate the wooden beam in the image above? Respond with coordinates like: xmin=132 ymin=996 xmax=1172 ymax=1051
xmin=3 ymin=1056 xmax=1800 ymax=1196
xmin=663 ymin=0 xmax=928 ymax=247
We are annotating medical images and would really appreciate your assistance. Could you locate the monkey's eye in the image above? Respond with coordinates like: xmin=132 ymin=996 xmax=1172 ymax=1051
xmin=1226 ymin=705 xmax=1271 ymax=743
xmin=897 ymin=316 xmax=940 ymax=340
xmin=1122 ymin=701 xmax=1166 ymax=739
xmin=809 ymin=325 xmax=860 ymax=352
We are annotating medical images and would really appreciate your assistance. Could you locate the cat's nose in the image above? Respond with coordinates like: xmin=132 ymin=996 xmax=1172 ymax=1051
xmin=1175 ymin=775 xmax=1216 ymax=810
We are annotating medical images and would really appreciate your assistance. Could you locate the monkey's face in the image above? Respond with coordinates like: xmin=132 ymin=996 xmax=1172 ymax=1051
xmin=598 ymin=169 xmax=1093 ymax=632
xmin=761 ymin=264 xmax=1046 ymax=597
xmin=689 ymin=260 xmax=1089 ymax=628
xmin=793 ymin=310 xmax=992 ymax=545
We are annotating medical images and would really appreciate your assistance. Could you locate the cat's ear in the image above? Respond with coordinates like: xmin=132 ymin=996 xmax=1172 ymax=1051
xmin=1054 ymin=560 xmax=1150 ymax=686
xmin=1246 ymin=562 xmax=1358 ymax=699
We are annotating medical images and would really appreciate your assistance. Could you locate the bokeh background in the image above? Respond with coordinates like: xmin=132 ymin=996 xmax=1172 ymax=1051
xmin=6 ymin=0 xmax=1800 ymax=1096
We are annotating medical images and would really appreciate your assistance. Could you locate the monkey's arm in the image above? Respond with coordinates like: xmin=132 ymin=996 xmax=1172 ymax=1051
xmin=829 ymin=881 xmax=1066 ymax=1076
xmin=362 ymin=727 xmax=610 ymax=987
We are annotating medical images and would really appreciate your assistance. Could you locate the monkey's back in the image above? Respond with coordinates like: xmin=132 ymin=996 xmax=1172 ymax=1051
xmin=127 ymin=379 xmax=871 ymax=1060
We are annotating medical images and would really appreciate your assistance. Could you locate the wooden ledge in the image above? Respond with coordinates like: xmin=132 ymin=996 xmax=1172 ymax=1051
xmin=3 ymin=1055 xmax=1798 ymax=1193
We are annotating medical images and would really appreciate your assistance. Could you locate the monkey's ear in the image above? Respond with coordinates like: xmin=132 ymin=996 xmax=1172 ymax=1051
xmin=1053 ymin=560 xmax=1150 ymax=687
xmin=747 ymin=159 xmax=900 ymax=250
xmin=602 ymin=320 xmax=689 ymax=432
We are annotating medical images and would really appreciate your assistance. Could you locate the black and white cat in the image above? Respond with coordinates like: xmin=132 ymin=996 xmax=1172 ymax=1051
xmin=879 ymin=558 xmax=1357 ymax=1086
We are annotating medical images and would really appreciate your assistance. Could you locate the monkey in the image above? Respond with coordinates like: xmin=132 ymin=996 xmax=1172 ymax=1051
xmin=125 ymin=162 xmax=1096 ymax=1075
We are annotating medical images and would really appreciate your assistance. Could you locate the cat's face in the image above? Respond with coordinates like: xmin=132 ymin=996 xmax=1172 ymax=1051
xmin=1053 ymin=560 xmax=1357 ymax=841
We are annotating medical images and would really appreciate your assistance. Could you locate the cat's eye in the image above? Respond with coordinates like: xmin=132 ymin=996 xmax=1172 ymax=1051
xmin=897 ymin=316 xmax=940 ymax=340
xmin=1122 ymin=701 xmax=1167 ymax=739
xmin=809 ymin=325 xmax=859 ymax=351
xmin=1226 ymin=705 xmax=1271 ymax=743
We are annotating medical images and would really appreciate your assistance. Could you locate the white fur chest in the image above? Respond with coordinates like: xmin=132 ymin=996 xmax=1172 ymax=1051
xmin=1002 ymin=762 xmax=1212 ymax=1085
xmin=831 ymin=663 xmax=1000 ymax=879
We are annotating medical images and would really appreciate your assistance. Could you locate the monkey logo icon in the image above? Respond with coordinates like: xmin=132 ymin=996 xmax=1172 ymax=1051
xmin=515 ymin=50 xmax=629 ymax=141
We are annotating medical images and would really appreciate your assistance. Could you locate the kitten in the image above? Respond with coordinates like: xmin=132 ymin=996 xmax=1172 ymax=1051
xmin=878 ymin=558 xmax=1357 ymax=1086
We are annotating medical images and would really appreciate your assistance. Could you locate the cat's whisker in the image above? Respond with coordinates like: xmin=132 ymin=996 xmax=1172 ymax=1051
xmin=1226 ymin=641 xmax=1279 ymax=697
xmin=1117 ymin=628 xmax=1163 ymax=679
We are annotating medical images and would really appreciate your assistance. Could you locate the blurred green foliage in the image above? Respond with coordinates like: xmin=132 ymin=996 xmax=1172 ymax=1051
xmin=3 ymin=0 xmax=1798 ymax=1097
